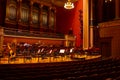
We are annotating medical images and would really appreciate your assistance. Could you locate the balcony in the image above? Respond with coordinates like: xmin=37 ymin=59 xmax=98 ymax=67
xmin=3 ymin=28 xmax=65 ymax=39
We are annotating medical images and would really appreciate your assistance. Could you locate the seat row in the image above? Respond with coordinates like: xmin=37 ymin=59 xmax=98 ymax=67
xmin=0 ymin=57 xmax=120 ymax=80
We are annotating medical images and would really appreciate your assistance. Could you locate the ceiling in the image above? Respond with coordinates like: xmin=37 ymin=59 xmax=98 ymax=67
xmin=39 ymin=0 xmax=78 ymax=7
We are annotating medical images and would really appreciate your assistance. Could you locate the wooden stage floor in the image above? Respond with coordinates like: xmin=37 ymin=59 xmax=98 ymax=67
xmin=0 ymin=54 xmax=101 ymax=64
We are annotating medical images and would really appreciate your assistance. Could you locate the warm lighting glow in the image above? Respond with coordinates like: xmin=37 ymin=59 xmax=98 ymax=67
xmin=105 ymin=0 xmax=112 ymax=3
xmin=64 ymin=0 xmax=74 ymax=9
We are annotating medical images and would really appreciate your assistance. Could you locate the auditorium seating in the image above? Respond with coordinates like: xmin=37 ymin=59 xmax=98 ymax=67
xmin=0 ymin=57 xmax=120 ymax=80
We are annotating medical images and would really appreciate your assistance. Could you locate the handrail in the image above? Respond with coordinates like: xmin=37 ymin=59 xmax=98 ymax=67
xmin=3 ymin=28 xmax=65 ymax=39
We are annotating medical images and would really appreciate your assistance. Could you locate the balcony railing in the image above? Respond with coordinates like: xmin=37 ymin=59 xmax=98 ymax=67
xmin=3 ymin=28 xmax=65 ymax=39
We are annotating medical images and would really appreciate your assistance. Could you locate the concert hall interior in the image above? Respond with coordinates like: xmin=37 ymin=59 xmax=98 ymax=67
xmin=0 ymin=0 xmax=120 ymax=80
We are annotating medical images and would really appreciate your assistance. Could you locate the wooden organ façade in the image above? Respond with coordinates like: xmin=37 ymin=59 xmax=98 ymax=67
xmin=0 ymin=0 xmax=67 ymax=46
xmin=4 ymin=0 xmax=56 ymax=32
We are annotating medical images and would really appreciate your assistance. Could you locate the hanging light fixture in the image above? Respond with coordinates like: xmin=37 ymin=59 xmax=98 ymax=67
xmin=64 ymin=0 xmax=74 ymax=9
xmin=105 ymin=0 xmax=112 ymax=3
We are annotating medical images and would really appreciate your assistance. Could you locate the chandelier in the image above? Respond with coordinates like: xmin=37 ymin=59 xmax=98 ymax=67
xmin=64 ymin=0 xmax=74 ymax=9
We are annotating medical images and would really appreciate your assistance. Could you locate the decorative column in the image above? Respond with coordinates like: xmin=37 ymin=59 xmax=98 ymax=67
xmin=83 ymin=0 xmax=89 ymax=50
xmin=17 ymin=0 xmax=22 ymax=30
xmin=48 ymin=7 xmax=51 ymax=32
xmin=29 ymin=1 xmax=33 ymax=31
xmin=54 ymin=9 xmax=56 ymax=33
xmin=18 ymin=0 xmax=22 ymax=23
xmin=89 ymin=0 xmax=94 ymax=48
xmin=5 ymin=0 xmax=9 ymax=21
xmin=115 ymin=0 xmax=120 ymax=19
xmin=39 ymin=5 xmax=43 ymax=31
xmin=0 ymin=27 xmax=4 ymax=54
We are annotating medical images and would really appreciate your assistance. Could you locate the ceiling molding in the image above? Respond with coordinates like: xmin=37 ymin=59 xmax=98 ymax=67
xmin=37 ymin=0 xmax=78 ymax=7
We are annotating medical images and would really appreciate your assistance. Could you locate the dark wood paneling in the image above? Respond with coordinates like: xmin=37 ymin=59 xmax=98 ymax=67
xmin=100 ymin=37 xmax=112 ymax=58
xmin=0 ymin=0 xmax=6 ymax=26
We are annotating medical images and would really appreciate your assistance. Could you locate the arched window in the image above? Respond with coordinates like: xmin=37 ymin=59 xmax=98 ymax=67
xmin=8 ymin=0 xmax=17 ymax=20
xmin=32 ymin=4 xmax=39 ymax=24
xmin=21 ymin=3 xmax=29 ymax=23
xmin=42 ymin=6 xmax=48 ymax=28
xmin=50 ymin=10 xmax=55 ymax=29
